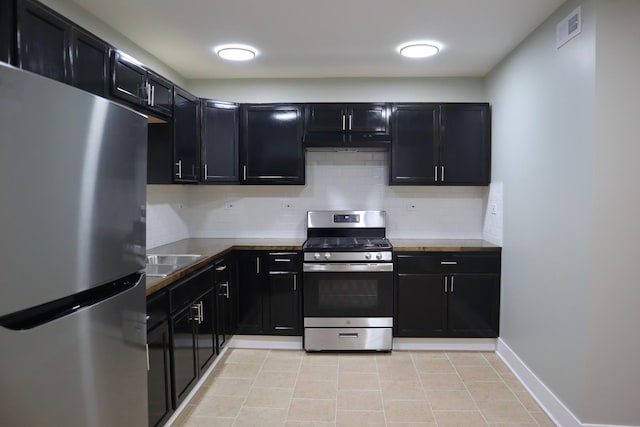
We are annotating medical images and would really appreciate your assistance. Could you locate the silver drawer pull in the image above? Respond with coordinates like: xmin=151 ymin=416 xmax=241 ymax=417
xmin=338 ymin=333 xmax=359 ymax=338
xmin=440 ymin=261 xmax=458 ymax=265
xmin=274 ymin=258 xmax=291 ymax=262
xmin=215 ymin=265 xmax=227 ymax=271
xmin=274 ymin=327 xmax=294 ymax=330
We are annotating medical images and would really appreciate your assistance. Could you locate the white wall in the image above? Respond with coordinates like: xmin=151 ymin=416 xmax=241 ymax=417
xmin=183 ymin=151 xmax=487 ymax=240
xmin=146 ymin=185 xmax=190 ymax=249
xmin=486 ymin=0 xmax=596 ymax=421
xmin=39 ymin=0 xmax=185 ymax=86
xmin=584 ymin=1 xmax=640 ymax=424
xmin=187 ymin=77 xmax=485 ymax=103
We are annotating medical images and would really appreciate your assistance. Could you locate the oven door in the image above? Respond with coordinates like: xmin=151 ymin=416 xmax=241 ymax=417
xmin=302 ymin=263 xmax=393 ymax=318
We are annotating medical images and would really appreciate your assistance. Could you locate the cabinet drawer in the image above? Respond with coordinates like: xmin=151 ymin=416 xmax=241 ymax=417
xmin=146 ymin=290 xmax=168 ymax=330
xmin=395 ymin=252 xmax=500 ymax=274
xmin=265 ymin=252 xmax=301 ymax=271
xmin=169 ymin=266 xmax=214 ymax=314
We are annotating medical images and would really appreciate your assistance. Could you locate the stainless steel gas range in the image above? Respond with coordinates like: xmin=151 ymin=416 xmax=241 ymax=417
xmin=302 ymin=210 xmax=393 ymax=351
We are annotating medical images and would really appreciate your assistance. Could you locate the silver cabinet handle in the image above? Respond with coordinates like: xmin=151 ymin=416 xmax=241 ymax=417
xmin=342 ymin=114 xmax=346 ymax=130
xmin=146 ymin=344 xmax=150 ymax=371
xmin=175 ymin=160 xmax=182 ymax=178
xmin=216 ymin=265 xmax=227 ymax=271
xmin=434 ymin=165 xmax=438 ymax=182
xmin=204 ymin=163 xmax=208 ymax=179
xmin=220 ymin=282 xmax=230 ymax=298
xmin=274 ymin=327 xmax=294 ymax=330
xmin=243 ymin=165 xmax=247 ymax=181
xmin=256 ymin=257 xmax=260 ymax=273
xmin=293 ymin=275 xmax=297 ymax=291
xmin=274 ymin=258 xmax=291 ymax=262
xmin=444 ymin=276 xmax=448 ymax=293
xmin=151 ymin=85 xmax=156 ymax=106
xmin=450 ymin=276 xmax=454 ymax=293
xmin=348 ymin=114 xmax=353 ymax=130
xmin=441 ymin=165 xmax=445 ymax=182
xmin=440 ymin=261 xmax=458 ymax=265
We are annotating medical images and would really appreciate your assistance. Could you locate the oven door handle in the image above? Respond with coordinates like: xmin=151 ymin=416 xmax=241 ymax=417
xmin=303 ymin=263 xmax=393 ymax=272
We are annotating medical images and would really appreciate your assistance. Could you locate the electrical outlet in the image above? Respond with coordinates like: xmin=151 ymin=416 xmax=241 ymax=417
xmin=490 ymin=203 xmax=498 ymax=216
xmin=224 ymin=202 xmax=235 ymax=210
xmin=406 ymin=202 xmax=418 ymax=211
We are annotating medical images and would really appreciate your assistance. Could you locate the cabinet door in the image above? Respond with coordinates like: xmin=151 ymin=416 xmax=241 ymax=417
xmin=440 ymin=103 xmax=490 ymax=185
xmin=147 ymin=72 xmax=173 ymax=118
xmin=147 ymin=322 xmax=172 ymax=427
xmin=447 ymin=273 xmax=500 ymax=337
xmin=305 ymin=104 xmax=345 ymax=132
xmin=202 ymin=101 xmax=239 ymax=183
xmin=236 ymin=252 xmax=265 ymax=334
xmin=17 ymin=0 xmax=71 ymax=84
xmin=395 ymin=273 xmax=447 ymax=337
xmin=1 ymin=0 xmax=16 ymax=65
xmin=390 ymin=104 xmax=439 ymax=184
xmin=214 ymin=260 xmax=232 ymax=350
xmin=170 ymin=304 xmax=197 ymax=408
xmin=111 ymin=51 xmax=146 ymax=106
xmin=196 ymin=290 xmax=216 ymax=373
xmin=267 ymin=272 xmax=300 ymax=335
xmin=173 ymin=88 xmax=200 ymax=182
xmin=349 ymin=104 xmax=388 ymax=133
xmin=72 ymin=28 xmax=109 ymax=97
xmin=242 ymin=105 xmax=304 ymax=184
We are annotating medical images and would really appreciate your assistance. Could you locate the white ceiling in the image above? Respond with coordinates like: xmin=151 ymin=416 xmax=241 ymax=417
xmin=71 ymin=0 xmax=566 ymax=79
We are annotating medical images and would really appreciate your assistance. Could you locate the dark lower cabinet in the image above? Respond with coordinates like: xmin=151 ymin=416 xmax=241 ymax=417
xmin=214 ymin=257 xmax=235 ymax=350
xmin=394 ymin=252 xmax=501 ymax=338
xmin=168 ymin=266 xmax=216 ymax=408
xmin=146 ymin=290 xmax=172 ymax=427
xmin=147 ymin=321 xmax=172 ymax=427
xmin=236 ymin=251 xmax=302 ymax=335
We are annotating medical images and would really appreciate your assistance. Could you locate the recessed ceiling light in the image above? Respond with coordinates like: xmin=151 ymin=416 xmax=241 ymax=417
xmin=214 ymin=45 xmax=257 ymax=61
xmin=398 ymin=42 xmax=440 ymax=58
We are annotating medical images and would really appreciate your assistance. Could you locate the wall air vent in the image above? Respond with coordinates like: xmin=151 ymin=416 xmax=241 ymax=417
xmin=556 ymin=6 xmax=582 ymax=49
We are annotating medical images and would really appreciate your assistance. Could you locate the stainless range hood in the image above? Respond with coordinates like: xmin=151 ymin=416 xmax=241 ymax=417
xmin=303 ymin=133 xmax=390 ymax=152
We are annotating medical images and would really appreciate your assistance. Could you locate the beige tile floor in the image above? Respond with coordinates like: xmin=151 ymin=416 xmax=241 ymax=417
xmin=172 ymin=349 xmax=557 ymax=427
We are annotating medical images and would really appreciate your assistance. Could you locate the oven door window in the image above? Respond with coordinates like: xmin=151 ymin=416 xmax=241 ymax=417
xmin=303 ymin=271 xmax=393 ymax=317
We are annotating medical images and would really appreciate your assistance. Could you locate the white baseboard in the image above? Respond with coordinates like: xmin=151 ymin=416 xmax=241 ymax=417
xmin=496 ymin=339 xmax=636 ymax=427
xmin=229 ymin=335 xmax=303 ymax=350
xmin=393 ymin=337 xmax=497 ymax=351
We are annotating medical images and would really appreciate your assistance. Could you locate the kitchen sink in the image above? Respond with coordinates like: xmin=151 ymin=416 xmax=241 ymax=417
xmin=145 ymin=254 xmax=203 ymax=277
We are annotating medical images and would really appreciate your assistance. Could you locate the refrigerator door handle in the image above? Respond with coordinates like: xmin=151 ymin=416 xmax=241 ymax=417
xmin=0 ymin=272 xmax=144 ymax=331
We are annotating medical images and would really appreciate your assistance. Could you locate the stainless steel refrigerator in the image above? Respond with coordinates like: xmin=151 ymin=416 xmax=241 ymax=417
xmin=0 ymin=63 xmax=148 ymax=426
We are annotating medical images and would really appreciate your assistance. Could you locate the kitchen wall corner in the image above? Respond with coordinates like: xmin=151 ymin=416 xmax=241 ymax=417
xmin=482 ymin=181 xmax=503 ymax=246
xmin=146 ymin=185 xmax=190 ymax=249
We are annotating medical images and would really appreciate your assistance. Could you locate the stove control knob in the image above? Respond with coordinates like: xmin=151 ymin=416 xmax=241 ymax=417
xmin=324 ymin=252 xmax=331 ymax=260
xmin=314 ymin=252 xmax=321 ymax=260
xmin=375 ymin=253 xmax=383 ymax=260
xmin=365 ymin=253 xmax=372 ymax=260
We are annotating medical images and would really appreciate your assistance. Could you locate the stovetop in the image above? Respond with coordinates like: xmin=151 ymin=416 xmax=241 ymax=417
xmin=303 ymin=237 xmax=392 ymax=252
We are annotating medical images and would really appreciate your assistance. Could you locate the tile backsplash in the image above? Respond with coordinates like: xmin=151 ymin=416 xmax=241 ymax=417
xmin=147 ymin=152 xmax=492 ymax=248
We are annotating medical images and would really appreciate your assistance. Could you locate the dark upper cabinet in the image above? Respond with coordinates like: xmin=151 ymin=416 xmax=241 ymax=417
xmin=173 ymin=87 xmax=200 ymax=183
xmin=439 ymin=104 xmax=491 ymax=185
xmin=390 ymin=103 xmax=491 ymax=186
xmin=16 ymin=0 xmax=71 ymax=84
xmin=111 ymin=50 xmax=173 ymax=118
xmin=72 ymin=27 xmax=109 ymax=97
xmin=305 ymin=103 xmax=389 ymax=133
xmin=1 ymin=0 xmax=16 ymax=64
xmin=201 ymin=100 xmax=239 ymax=183
xmin=391 ymin=104 xmax=439 ymax=184
xmin=394 ymin=252 xmax=500 ymax=338
xmin=241 ymin=104 xmax=304 ymax=185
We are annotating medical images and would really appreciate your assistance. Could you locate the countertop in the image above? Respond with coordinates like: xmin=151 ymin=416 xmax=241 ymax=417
xmin=145 ymin=237 xmax=501 ymax=296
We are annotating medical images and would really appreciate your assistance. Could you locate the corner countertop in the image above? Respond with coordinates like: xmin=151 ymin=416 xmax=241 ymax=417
xmin=145 ymin=237 xmax=501 ymax=296
xmin=145 ymin=238 xmax=304 ymax=296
